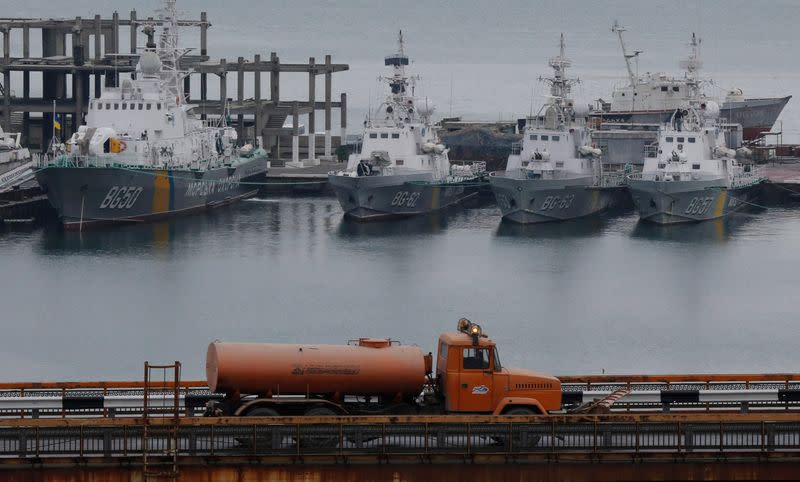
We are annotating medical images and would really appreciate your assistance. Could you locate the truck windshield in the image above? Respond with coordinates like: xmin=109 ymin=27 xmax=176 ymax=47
xmin=493 ymin=348 xmax=502 ymax=371
xmin=463 ymin=348 xmax=490 ymax=370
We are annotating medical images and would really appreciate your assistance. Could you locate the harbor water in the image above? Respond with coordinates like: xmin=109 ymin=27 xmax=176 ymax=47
xmin=2 ymin=197 xmax=800 ymax=380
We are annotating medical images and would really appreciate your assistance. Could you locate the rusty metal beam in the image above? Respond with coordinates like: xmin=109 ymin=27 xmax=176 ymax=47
xmin=3 ymin=411 xmax=800 ymax=428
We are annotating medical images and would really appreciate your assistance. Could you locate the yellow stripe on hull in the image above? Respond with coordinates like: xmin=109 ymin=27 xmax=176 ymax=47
xmin=431 ymin=186 xmax=440 ymax=210
xmin=152 ymin=170 xmax=171 ymax=214
xmin=714 ymin=191 xmax=728 ymax=218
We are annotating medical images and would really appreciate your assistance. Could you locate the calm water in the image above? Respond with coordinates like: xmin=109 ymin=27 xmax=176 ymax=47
xmin=1 ymin=0 xmax=799 ymax=381
xmin=2 ymin=197 xmax=800 ymax=381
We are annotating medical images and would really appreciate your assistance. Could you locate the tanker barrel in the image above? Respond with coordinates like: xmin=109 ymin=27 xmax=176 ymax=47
xmin=207 ymin=341 xmax=429 ymax=398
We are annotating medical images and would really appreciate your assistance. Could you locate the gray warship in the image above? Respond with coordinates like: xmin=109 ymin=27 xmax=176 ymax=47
xmin=627 ymin=103 xmax=765 ymax=224
xmin=489 ymin=34 xmax=626 ymax=224
xmin=328 ymin=32 xmax=484 ymax=221
xmin=35 ymin=0 xmax=269 ymax=230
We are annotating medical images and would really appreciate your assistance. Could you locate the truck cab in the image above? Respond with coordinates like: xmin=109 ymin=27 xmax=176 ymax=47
xmin=436 ymin=319 xmax=562 ymax=414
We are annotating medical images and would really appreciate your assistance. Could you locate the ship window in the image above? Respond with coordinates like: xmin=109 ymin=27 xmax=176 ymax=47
xmin=692 ymin=163 xmax=701 ymax=170
xmin=396 ymin=159 xmax=404 ymax=166
xmin=556 ymin=161 xmax=564 ymax=168
xmin=658 ymin=163 xmax=666 ymax=169
xmin=661 ymin=86 xmax=668 ymax=92
xmin=113 ymin=103 xmax=119 ymax=110
xmin=157 ymin=103 xmax=162 ymax=110
xmin=529 ymin=134 xmax=537 ymax=140
xmin=677 ymin=137 xmax=685 ymax=143
xmin=146 ymin=103 xmax=152 ymax=110
xmin=380 ymin=133 xmax=388 ymax=139
xmin=552 ymin=135 xmax=560 ymax=141
xmin=391 ymin=133 xmax=400 ymax=139
xmin=463 ymin=348 xmax=490 ymax=370
xmin=621 ymin=93 xmax=625 ymax=96
xmin=665 ymin=137 xmax=673 ymax=142
xmin=97 ymin=103 xmax=102 ymax=110
xmin=122 ymin=103 xmax=127 ymax=110
xmin=138 ymin=104 xmax=144 ymax=110
xmin=688 ymin=137 xmax=696 ymax=143
xmin=541 ymin=135 xmax=549 ymax=141
xmin=369 ymin=133 xmax=377 ymax=139
xmin=673 ymin=86 xmax=680 ymax=92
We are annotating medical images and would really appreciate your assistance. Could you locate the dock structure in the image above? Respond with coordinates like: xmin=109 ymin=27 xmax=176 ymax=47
xmin=0 ymin=11 xmax=348 ymax=165
xmin=1 ymin=375 xmax=800 ymax=480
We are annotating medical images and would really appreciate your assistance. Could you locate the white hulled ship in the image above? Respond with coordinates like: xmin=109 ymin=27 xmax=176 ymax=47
xmin=328 ymin=32 xmax=484 ymax=221
xmin=627 ymin=102 xmax=766 ymax=224
xmin=35 ymin=0 xmax=269 ymax=230
xmin=490 ymin=34 xmax=626 ymax=224
xmin=590 ymin=22 xmax=790 ymax=141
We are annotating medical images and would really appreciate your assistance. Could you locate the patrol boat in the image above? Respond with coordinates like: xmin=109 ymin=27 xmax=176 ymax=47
xmin=328 ymin=32 xmax=484 ymax=221
xmin=489 ymin=34 xmax=625 ymax=224
xmin=627 ymin=102 xmax=765 ymax=224
xmin=35 ymin=0 xmax=268 ymax=230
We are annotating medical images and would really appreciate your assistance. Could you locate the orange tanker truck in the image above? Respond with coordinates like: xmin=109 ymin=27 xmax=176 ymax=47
xmin=204 ymin=319 xmax=562 ymax=417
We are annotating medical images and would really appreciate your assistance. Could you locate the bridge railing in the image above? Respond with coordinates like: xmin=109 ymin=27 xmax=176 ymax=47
xmin=1 ymin=414 xmax=800 ymax=458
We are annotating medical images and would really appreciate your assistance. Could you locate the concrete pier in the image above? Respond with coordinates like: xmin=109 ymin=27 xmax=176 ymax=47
xmin=0 ymin=11 xmax=349 ymax=158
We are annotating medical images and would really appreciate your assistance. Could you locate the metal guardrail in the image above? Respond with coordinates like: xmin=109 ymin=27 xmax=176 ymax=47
xmin=2 ymin=415 xmax=800 ymax=459
xmin=3 ymin=376 xmax=800 ymax=419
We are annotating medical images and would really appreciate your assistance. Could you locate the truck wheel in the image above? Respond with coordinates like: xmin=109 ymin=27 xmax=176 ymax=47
xmin=496 ymin=407 xmax=542 ymax=449
xmin=246 ymin=407 xmax=279 ymax=417
xmin=299 ymin=406 xmax=338 ymax=449
xmin=237 ymin=407 xmax=280 ymax=450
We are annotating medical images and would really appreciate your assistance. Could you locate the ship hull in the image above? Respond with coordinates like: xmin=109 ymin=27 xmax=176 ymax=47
xmin=35 ymin=157 xmax=269 ymax=230
xmin=328 ymin=172 xmax=479 ymax=221
xmin=628 ymin=178 xmax=760 ymax=225
xmin=489 ymin=174 xmax=624 ymax=224
xmin=590 ymin=96 xmax=791 ymax=141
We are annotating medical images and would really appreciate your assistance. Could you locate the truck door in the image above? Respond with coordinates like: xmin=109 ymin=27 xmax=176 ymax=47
xmin=457 ymin=347 xmax=494 ymax=412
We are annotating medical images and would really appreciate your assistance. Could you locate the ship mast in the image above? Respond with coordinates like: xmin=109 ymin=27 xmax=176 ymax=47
xmin=680 ymin=33 xmax=703 ymax=99
xmin=611 ymin=21 xmax=641 ymax=90
xmin=155 ymin=0 xmax=189 ymax=105
xmin=384 ymin=30 xmax=411 ymax=101
xmin=545 ymin=33 xmax=575 ymax=100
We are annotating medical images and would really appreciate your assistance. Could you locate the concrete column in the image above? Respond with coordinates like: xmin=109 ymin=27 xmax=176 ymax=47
xmin=199 ymin=12 xmax=208 ymax=120
xmin=288 ymin=102 xmax=301 ymax=167
xmin=22 ymin=24 xmax=30 ymax=143
xmin=94 ymin=15 xmax=102 ymax=60
xmin=2 ymin=26 xmax=9 ymax=62
xmin=306 ymin=57 xmax=317 ymax=164
xmin=42 ymin=28 xmax=67 ymax=149
xmin=340 ymin=92 xmax=347 ymax=151
xmin=72 ymin=25 xmax=84 ymax=133
xmin=237 ymin=56 xmax=244 ymax=142
xmin=129 ymin=10 xmax=137 ymax=54
xmin=94 ymin=15 xmax=102 ymax=97
xmin=254 ymin=54 xmax=262 ymax=147
xmin=2 ymin=28 xmax=10 ymax=132
xmin=219 ymin=58 xmax=227 ymax=120
xmin=111 ymin=11 xmax=119 ymax=55
xmin=200 ymin=12 xmax=208 ymax=56
xmin=269 ymin=52 xmax=279 ymax=102
xmin=324 ymin=55 xmax=333 ymax=159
